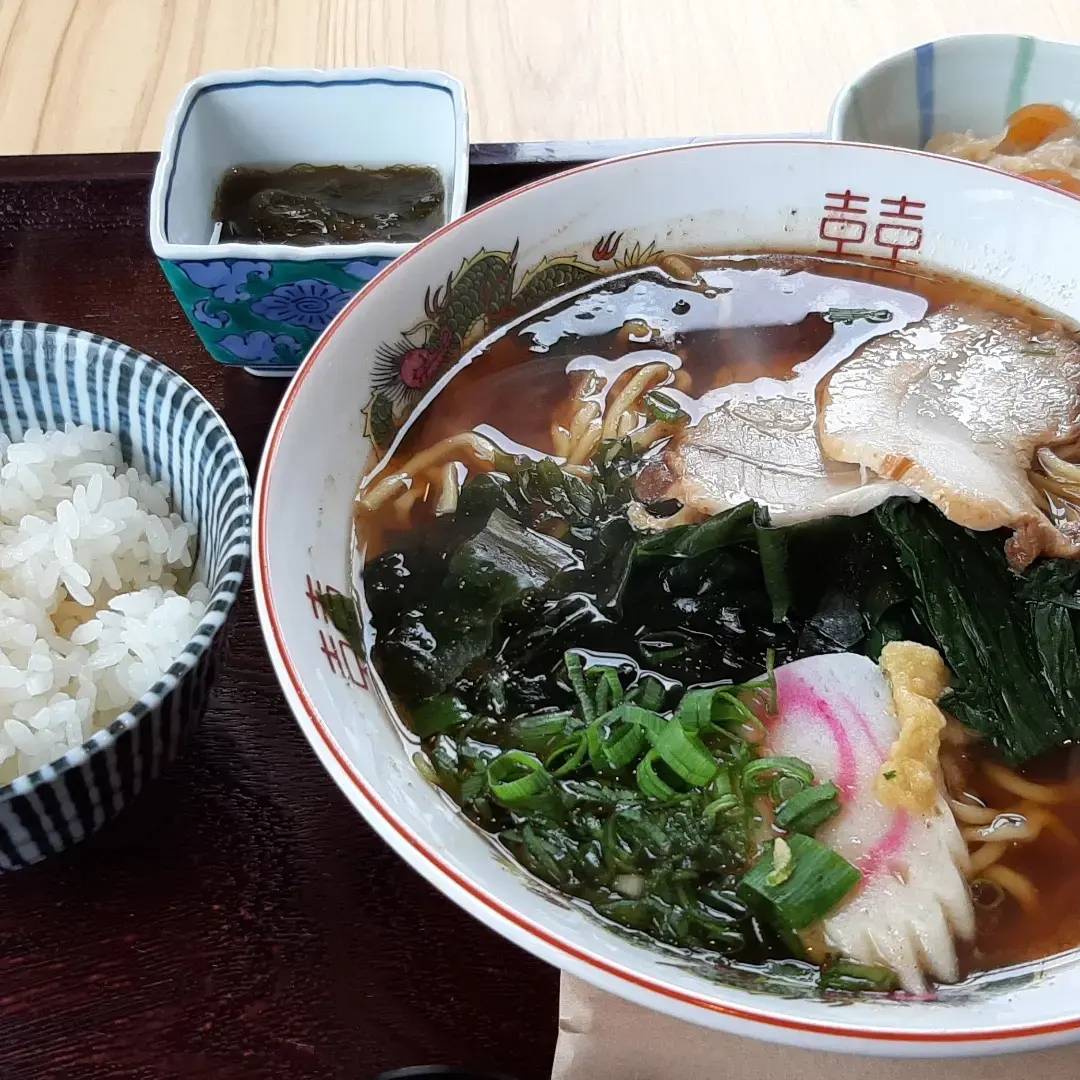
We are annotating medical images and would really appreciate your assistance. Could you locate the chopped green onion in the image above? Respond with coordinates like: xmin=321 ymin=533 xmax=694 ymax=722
xmin=411 ymin=693 xmax=473 ymax=737
xmin=631 ymin=675 xmax=666 ymax=711
xmin=592 ymin=667 xmax=625 ymax=715
xmin=675 ymin=687 xmax=759 ymax=734
xmin=708 ymin=766 xmax=734 ymax=798
xmin=509 ymin=710 xmax=575 ymax=752
xmin=714 ymin=691 xmax=763 ymax=733
xmin=703 ymin=794 xmax=740 ymax=821
xmin=643 ymin=389 xmax=689 ymax=424
xmin=775 ymin=782 xmax=841 ymax=835
xmin=636 ymin=749 xmax=683 ymax=799
xmin=741 ymin=755 xmax=814 ymax=797
xmin=773 ymin=775 xmax=804 ymax=803
xmin=619 ymin=703 xmax=666 ymax=739
xmin=819 ymin=959 xmax=900 ymax=993
xmin=649 ymin=721 xmax=718 ymax=786
xmin=739 ymin=834 xmax=860 ymax=932
xmin=545 ymin=735 xmax=588 ymax=777
xmin=765 ymin=648 xmax=778 ymax=715
xmin=412 ymin=751 xmax=438 ymax=785
xmin=674 ymin=687 xmax=717 ymax=731
xmin=487 ymin=750 xmax=554 ymax=807
xmin=586 ymin=707 xmax=651 ymax=773
xmin=564 ymin=651 xmax=596 ymax=722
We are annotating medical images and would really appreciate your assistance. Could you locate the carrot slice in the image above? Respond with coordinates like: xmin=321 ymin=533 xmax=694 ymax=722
xmin=1025 ymin=168 xmax=1080 ymax=196
xmin=997 ymin=103 xmax=1075 ymax=153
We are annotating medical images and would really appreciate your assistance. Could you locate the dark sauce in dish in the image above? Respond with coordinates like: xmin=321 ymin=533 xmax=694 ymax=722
xmin=214 ymin=163 xmax=445 ymax=245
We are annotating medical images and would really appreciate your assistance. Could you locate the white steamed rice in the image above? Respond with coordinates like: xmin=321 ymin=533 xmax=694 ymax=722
xmin=0 ymin=424 xmax=207 ymax=783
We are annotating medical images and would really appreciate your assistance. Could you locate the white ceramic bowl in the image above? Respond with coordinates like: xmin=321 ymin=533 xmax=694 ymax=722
xmin=829 ymin=33 xmax=1080 ymax=149
xmin=254 ymin=139 xmax=1080 ymax=1057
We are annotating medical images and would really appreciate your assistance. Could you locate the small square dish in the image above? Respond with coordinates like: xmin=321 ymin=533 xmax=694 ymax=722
xmin=828 ymin=34 xmax=1080 ymax=150
xmin=150 ymin=67 xmax=468 ymax=375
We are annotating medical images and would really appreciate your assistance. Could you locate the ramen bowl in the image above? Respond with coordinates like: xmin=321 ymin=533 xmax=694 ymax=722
xmin=254 ymin=139 xmax=1080 ymax=1056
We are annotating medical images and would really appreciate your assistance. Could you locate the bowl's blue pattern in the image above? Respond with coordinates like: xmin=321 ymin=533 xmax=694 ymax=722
xmin=160 ymin=254 xmax=392 ymax=371
xmin=839 ymin=35 xmax=1043 ymax=147
xmin=0 ymin=322 xmax=251 ymax=870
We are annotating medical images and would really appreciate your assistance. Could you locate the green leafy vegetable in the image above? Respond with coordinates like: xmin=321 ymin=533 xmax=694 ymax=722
xmin=1021 ymin=559 xmax=1080 ymax=608
xmin=633 ymin=501 xmax=756 ymax=561
xmin=450 ymin=507 xmax=579 ymax=590
xmin=754 ymin=511 xmax=792 ymax=622
xmin=877 ymin=499 xmax=1080 ymax=763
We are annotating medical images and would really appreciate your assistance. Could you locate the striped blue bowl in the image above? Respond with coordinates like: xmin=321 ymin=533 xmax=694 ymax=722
xmin=0 ymin=322 xmax=251 ymax=870
xmin=829 ymin=34 xmax=1080 ymax=150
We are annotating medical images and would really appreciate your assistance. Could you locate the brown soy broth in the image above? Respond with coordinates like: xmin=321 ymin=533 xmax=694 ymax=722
xmin=363 ymin=257 xmax=927 ymax=555
xmin=360 ymin=253 xmax=1080 ymax=981
xmin=959 ymin=748 xmax=1080 ymax=974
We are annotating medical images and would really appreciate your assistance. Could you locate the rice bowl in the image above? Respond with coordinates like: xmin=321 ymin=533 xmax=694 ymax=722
xmin=0 ymin=322 xmax=250 ymax=870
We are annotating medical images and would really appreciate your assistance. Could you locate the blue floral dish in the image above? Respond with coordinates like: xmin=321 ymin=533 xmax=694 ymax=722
xmin=0 ymin=323 xmax=251 ymax=870
xmin=150 ymin=67 xmax=469 ymax=375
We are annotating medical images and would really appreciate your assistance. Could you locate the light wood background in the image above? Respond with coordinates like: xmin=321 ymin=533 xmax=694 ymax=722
xmin=1 ymin=0 xmax=1079 ymax=155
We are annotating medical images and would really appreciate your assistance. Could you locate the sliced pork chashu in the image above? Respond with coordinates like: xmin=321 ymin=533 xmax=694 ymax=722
xmin=818 ymin=305 xmax=1080 ymax=567
xmin=648 ymin=394 xmax=910 ymax=525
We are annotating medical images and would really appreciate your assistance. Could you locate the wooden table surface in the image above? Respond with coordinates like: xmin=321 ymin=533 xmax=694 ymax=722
xmin=1 ymin=0 xmax=1079 ymax=155
xmin=0 ymin=151 xmax=566 ymax=1080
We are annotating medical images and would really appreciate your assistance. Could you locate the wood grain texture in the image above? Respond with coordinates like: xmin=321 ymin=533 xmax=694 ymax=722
xmin=0 ymin=152 xmax=563 ymax=1080
xmin=2 ymin=0 xmax=1080 ymax=154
